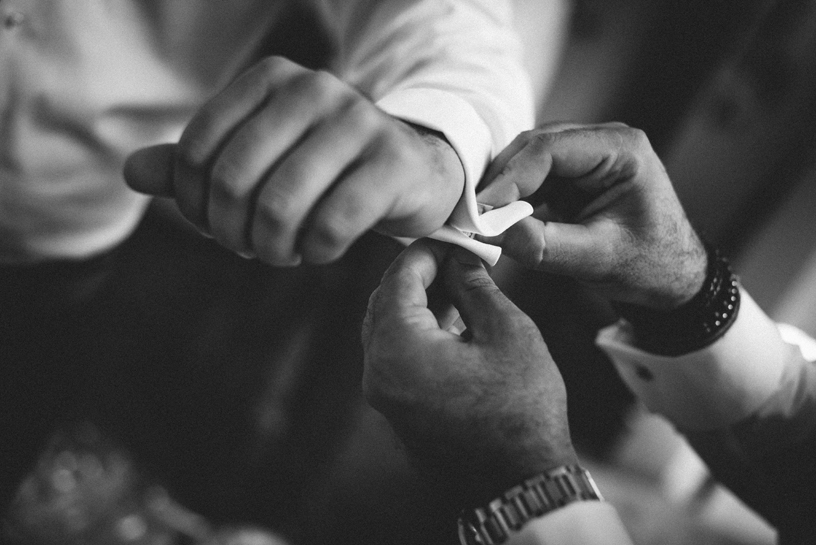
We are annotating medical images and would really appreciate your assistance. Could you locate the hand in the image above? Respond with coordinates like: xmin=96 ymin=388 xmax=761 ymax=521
xmin=124 ymin=56 xmax=464 ymax=266
xmin=477 ymin=123 xmax=707 ymax=311
xmin=362 ymin=239 xmax=577 ymax=506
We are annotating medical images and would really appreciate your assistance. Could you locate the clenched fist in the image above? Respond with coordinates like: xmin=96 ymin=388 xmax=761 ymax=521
xmin=125 ymin=56 xmax=464 ymax=266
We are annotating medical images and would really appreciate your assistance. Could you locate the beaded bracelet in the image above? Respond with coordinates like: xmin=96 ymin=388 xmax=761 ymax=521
xmin=614 ymin=242 xmax=740 ymax=356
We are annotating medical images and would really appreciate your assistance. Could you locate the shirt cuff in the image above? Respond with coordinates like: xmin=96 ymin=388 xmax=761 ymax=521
xmin=596 ymin=288 xmax=789 ymax=431
xmin=377 ymin=88 xmax=532 ymax=265
xmin=508 ymin=502 xmax=633 ymax=545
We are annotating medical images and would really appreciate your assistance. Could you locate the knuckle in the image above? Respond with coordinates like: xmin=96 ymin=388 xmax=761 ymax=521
xmin=209 ymin=162 xmax=247 ymax=204
xmin=373 ymin=134 xmax=404 ymax=165
xmin=616 ymin=127 xmax=652 ymax=176
xmin=346 ymin=97 xmax=384 ymax=133
xmin=249 ymin=228 xmax=291 ymax=266
xmin=305 ymin=212 xmax=355 ymax=257
xmin=176 ymin=131 xmax=210 ymax=171
xmin=252 ymin=56 xmax=307 ymax=93
xmin=255 ymin=190 xmax=298 ymax=230
xmin=256 ymin=55 xmax=294 ymax=80
xmin=625 ymin=127 xmax=651 ymax=152
xmin=312 ymin=69 xmax=339 ymax=89
xmin=376 ymin=129 xmax=415 ymax=167
xmin=297 ymin=70 xmax=342 ymax=104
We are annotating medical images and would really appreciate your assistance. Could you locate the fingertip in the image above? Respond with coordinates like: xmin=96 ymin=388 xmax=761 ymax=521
xmin=377 ymin=239 xmax=449 ymax=304
xmin=441 ymin=246 xmax=519 ymax=339
xmin=368 ymin=240 xmax=446 ymax=330
xmin=476 ymin=179 xmax=522 ymax=209
xmin=397 ymin=238 xmax=450 ymax=273
xmin=124 ymin=144 xmax=177 ymax=197
xmin=478 ymin=218 xmax=547 ymax=270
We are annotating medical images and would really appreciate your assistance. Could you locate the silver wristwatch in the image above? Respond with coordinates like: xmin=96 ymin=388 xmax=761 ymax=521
xmin=457 ymin=464 xmax=603 ymax=545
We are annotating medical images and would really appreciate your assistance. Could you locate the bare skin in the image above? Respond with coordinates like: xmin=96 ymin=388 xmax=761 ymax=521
xmin=477 ymin=123 xmax=707 ymax=311
xmin=362 ymin=241 xmax=577 ymax=507
xmin=124 ymin=56 xmax=464 ymax=266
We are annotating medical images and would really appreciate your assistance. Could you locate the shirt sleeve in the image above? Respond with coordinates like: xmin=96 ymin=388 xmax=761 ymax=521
xmin=596 ymin=287 xmax=816 ymax=540
xmin=507 ymin=502 xmax=635 ymax=545
xmin=311 ymin=0 xmax=539 ymax=262
xmin=596 ymin=289 xmax=792 ymax=430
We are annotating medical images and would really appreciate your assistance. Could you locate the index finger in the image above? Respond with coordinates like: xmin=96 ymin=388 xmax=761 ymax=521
xmin=477 ymin=125 xmax=642 ymax=208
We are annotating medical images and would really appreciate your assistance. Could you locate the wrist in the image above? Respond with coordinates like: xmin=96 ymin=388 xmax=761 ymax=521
xmin=407 ymin=122 xmax=465 ymax=185
xmin=400 ymin=428 xmax=578 ymax=512
xmin=638 ymin=231 xmax=709 ymax=311
xmin=614 ymin=241 xmax=740 ymax=356
xmin=458 ymin=448 xmax=580 ymax=511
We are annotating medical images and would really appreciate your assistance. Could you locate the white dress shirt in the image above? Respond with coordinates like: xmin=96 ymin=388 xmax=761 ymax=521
xmin=0 ymin=0 xmax=534 ymax=264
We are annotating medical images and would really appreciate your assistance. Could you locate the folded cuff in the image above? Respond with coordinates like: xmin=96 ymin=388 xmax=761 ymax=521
xmin=596 ymin=288 xmax=789 ymax=430
xmin=377 ymin=88 xmax=532 ymax=265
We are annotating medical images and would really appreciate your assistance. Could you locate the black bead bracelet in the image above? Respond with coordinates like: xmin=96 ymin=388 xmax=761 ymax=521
xmin=614 ymin=243 xmax=740 ymax=357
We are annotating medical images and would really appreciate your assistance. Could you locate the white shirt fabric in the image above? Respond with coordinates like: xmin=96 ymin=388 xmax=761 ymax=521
xmin=599 ymin=287 xmax=816 ymax=543
xmin=509 ymin=287 xmax=816 ymax=544
xmin=597 ymin=289 xmax=792 ymax=431
xmin=0 ymin=0 xmax=534 ymax=264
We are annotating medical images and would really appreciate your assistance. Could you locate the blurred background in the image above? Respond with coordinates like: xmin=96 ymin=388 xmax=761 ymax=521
xmin=3 ymin=1 xmax=816 ymax=544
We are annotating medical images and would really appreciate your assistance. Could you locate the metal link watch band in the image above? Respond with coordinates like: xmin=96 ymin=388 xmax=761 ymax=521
xmin=457 ymin=465 xmax=603 ymax=545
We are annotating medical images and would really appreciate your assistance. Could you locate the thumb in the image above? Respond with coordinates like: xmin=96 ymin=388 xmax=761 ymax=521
xmin=486 ymin=216 xmax=616 ymax=278
xmin=123 ymin=143 xmax=177 ymax=197
xmin=442 ymin=248 xmax=523 ymax=340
